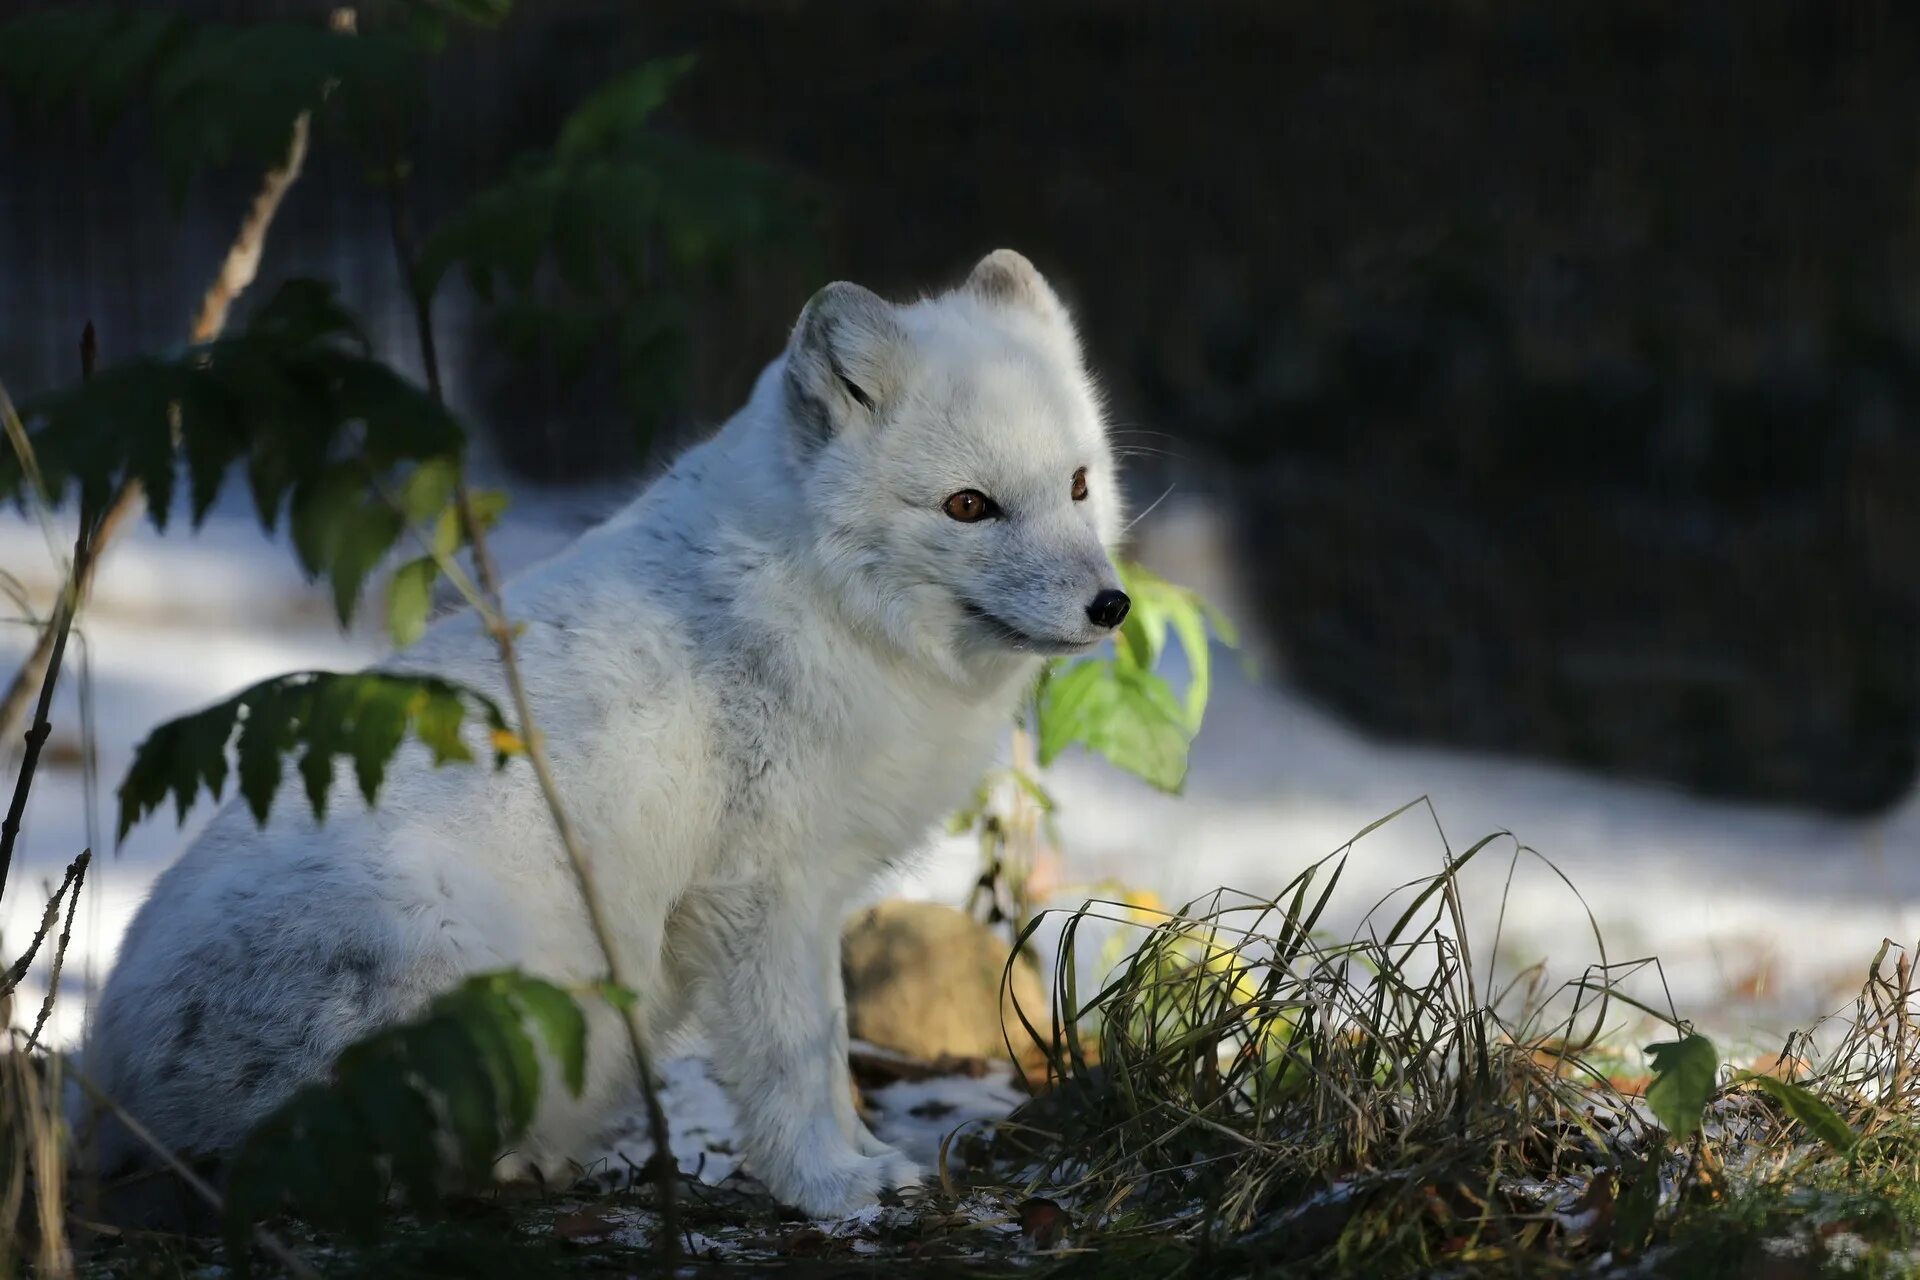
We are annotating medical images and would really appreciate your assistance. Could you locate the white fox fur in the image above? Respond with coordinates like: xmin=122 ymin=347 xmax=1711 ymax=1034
xmin=79 ymin=250 xmax=1125 ymax=1217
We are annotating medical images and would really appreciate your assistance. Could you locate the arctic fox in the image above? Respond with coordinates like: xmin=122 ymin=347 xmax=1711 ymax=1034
xmin=80 ymin=251 xmax=1128 ymax=1217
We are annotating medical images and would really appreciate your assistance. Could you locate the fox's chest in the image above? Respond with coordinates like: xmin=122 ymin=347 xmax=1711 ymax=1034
xmin=718 ymin=669 xmax=1013 ymax=865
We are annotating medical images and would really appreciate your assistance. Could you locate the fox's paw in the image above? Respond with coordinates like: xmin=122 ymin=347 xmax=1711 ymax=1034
xmin=490 ymin=1147 xmax=579 ymax=1190
xmin=764 ymin=1144 xmax=923 ymax=1218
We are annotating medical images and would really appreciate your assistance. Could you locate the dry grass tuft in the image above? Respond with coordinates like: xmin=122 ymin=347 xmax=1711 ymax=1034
xmin=0 ymin=851 xmax=89 ymax=1280
xmin=983 ymin=802 xmax=1656 ymax=1271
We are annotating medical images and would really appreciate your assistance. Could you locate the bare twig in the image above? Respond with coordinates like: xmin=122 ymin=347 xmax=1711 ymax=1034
xmin=0 ymin=329 xmax=102 ymax=908
xmin=0 ymin=850 xmax=88 ymax=999
xmin=26 ymin=847 xmax=89 ymax=1051
xmin=0 ymin=108 xmax=313 ymax=749
xmin=384 ymin=169 xmax=681 ymax=1251
xmin=190 ymin=113 xmax=312 ymax=345
xmin=64 ymin=1066 xmax=320 ymax=1280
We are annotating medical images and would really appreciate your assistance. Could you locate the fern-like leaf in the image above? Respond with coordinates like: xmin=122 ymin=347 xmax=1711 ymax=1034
xmin=118 ymin=671 xmax=517 ymax=840
xmin=224 ymin=970 xmax=588 ymax=1254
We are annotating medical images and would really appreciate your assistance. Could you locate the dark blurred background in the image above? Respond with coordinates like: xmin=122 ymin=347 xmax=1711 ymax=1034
xmin=5 ymin=0 xmax=1918 ymax=814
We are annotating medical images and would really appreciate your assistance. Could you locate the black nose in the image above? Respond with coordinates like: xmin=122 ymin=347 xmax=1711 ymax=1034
xmin=1086 ymin=589 xmax=1131 ymax=629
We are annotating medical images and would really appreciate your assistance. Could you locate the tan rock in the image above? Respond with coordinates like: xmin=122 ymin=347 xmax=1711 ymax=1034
xmin=841 ymin=900 xmax=1049 ymax=1063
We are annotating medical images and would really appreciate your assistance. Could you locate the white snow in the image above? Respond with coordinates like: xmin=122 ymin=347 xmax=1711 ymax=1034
xmin=861 ymin=1063 xmax=1029 ymax=1172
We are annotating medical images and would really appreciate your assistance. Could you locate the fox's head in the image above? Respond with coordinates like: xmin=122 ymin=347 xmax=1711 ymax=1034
xmin=780 ymin=250 xmax=1126 ymax=679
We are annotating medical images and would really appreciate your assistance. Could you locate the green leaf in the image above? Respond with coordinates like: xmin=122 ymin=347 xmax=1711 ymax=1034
xmin=397 ymin=457 xmax=459 ymax=522
xmin=509 ymin=975 xmax=588 ymax=1096
xmin=387 ymin=556 xmax=439 ymax=649
xmin=226 ymin=969 xmax=587 ymax=1251
xmin=555 ymin=55 xmax=698 ymax=158
xmin=1644 ymin=1032 xmax=1718 ymax=1142
xmin=1116 ymin=561 xmax=1230 ymax=730
xmin=0 ymin=8 xmax=426 ymax=200
xmin=1035 ymin=659 xmax=1194 ymax=793
xmin=345 ymin=678 xmax=410 ymax=804
xmin=467 ymin=488 xmax=510 ymax=531
xmin=413 ymin=684 xmax=476 ymax=766
xmin=288 ymin=467 xmax=364 ymax=581
xmin=1032 ymin=561 xmax=1237 ymax=793
xmin=329 ymin=503 xmax=404 ymax=625
xmin=413 ymin=60 xmax=816 ymax=448
xmin=1735 ymin=1071 xmax=1858 ymax=1152
xmin=1035 ymin=660 xmax=1118 ymax=767
xmin=235 ymin=690 xmax=290 ymax=824
xmin=117 ymin=671 xmax=512 ymax=840
xmin=7 ymin=280 xmax=465 ymax=630
xmin=431 ymin=505 xmax=463 ymax=559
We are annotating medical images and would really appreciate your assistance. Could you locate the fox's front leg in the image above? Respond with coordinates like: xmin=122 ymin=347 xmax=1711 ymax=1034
xmin=820 ymin=917 xmax=895 ymax=1157
xmin=690 ymin=885 xmax=920 ymax=1216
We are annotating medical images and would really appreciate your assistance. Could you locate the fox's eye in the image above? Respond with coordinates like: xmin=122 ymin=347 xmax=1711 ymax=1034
xmin=1071 ymin=467 xmax=1088 ymax=501
xmin=943 ymin=490 xmax=994 ymax=522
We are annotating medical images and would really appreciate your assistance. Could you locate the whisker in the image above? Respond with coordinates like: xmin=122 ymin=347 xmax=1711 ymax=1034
xmin=1123 ymin=483 xmax=1176 ymax=533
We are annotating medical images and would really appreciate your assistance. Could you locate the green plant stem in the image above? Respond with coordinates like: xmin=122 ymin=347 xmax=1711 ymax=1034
xmin=385 ymin=167 xmax=680 ymax=1251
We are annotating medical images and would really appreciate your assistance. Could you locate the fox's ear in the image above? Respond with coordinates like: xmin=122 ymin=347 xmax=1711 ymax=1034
xmin=784 ymin=281 xmax=905 ymax=446
xmin=964 ymin=249 xmax=1068 ymax=326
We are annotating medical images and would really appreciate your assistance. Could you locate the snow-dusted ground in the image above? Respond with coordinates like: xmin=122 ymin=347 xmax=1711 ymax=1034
xmin=3 ymin=488 xmax=1916 ymax=1173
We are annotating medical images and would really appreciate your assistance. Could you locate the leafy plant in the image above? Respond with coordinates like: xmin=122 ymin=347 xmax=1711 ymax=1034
xmin=1736 ymin=1069 xmax=1859 ymax=1154
xmin=1641 ymin=1030 xmax=1859 ymax=1154
xmin=994 ymin=807 xmax=1639 ymax=1269
xmin=981 ymin=807 xmax=1895 ymax=1275
xmin=223 ymin=971 xmax=588 ymax=1256
xmin=960 ymin=562 xmax=1237 ymax=940
xmin=0 ymin=0 xmax=742 ymax=1262
xmin=1 ymin=1 xmax=811 ymax=468
xmin=117 ymin=671 xmax=518 ymax=839
xmin=1644 ymin=1032 xmax=1718 ymax=1143
xmin=417 ymin=54 xmax=816 ymax=449
xmin=1035 ymin=561 xmax=1236 ymax=795
xmin=0 ymin=279 xmax=468 ymax=623
xmin=0 ymin=5 xmax=427 ymax=200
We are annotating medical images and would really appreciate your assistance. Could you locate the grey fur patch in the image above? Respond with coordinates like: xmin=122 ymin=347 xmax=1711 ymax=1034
xmin=784 ymin=281 xmax=903 ymax=450
xmin=785 ymin=363 xmax=835 ymax=452
xmin=173 ymin=998 xmax=206 ymax=1049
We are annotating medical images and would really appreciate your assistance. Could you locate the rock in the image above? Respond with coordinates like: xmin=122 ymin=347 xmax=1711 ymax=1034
xmin=842 ymin=901 xmax=1048 ymax=1063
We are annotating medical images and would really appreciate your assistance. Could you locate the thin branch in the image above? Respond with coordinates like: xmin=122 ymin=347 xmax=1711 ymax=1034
xmin=0 ymin=108 xmax=313 ymax=748
xmin=0 ymin=329 xmax=101 ymax=908
xmin=385 ymin=169 xmax=681 ymax=1252
xmin=190 ymin=113 xmax=311 ymax=345
xmin=26 ymin=845 xmax=88 ymax=1051
xmin=0 ymin=849 xmax=88 ymax=999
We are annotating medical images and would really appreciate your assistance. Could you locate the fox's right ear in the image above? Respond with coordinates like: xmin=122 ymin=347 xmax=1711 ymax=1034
xmin=784 ymin=281 xmax=905 ymax=448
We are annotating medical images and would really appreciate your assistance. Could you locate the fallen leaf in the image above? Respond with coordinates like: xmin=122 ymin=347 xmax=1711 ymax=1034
xmin=551 ymin=1208 xmax=617 ymax=1240
xmin=1019 ymin=1197 xmax=1068 ymax=1249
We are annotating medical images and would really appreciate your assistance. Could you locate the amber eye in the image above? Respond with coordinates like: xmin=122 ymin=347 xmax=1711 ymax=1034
xmin=1071 ymin=467 xmax=1089 ymax=501
xmin=943 ymin=489 xmax=994 ymax=522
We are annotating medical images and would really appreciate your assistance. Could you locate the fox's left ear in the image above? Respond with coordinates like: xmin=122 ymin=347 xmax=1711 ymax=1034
xmin=784 ymin=281 xmax=906 ymax=447
xmin=964 ymin=249 xmax=1071 ymax=329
